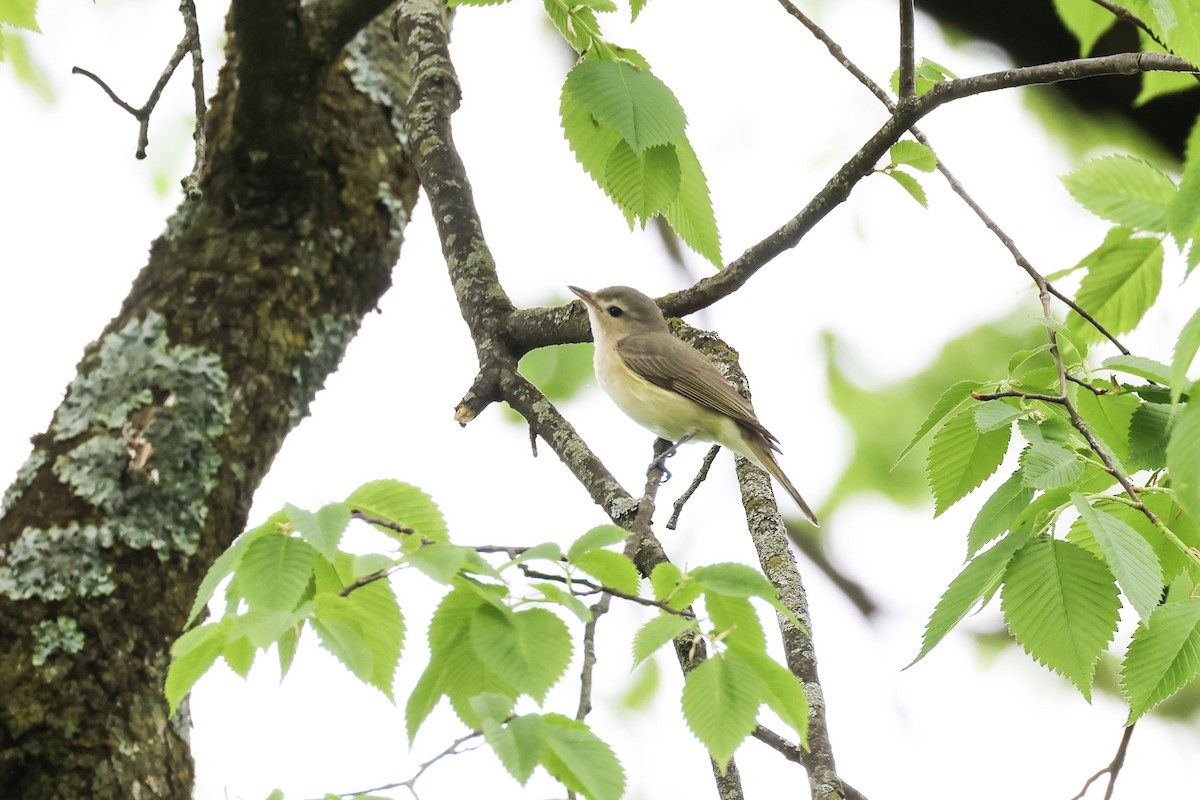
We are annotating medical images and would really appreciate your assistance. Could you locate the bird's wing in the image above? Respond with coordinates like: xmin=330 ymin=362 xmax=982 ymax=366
xmin=617 ymin=333 xmax=780 ymax=446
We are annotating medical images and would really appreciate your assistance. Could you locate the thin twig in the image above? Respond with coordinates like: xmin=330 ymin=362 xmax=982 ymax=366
xmin=666 ymin=444 xmax=721 ymax=530
xmin=1070 ymin=724 xmax=1135 ymax=800
xmin=316 ymin=731 xmax=485 ymax=799
xmin=518 ymin=566 xmax=695 ymax=617
xmin=973 ymin=389 xmax=1066 ymax=403
xmin=898 ymin=0 xmax=916 ymax=99
xmin=350 ymin=509 xmax=416 ymax=535
xmin=1087 ymin=0 xmax=1173 ymax=56
xmin=575 ymin=593 xmax=611 ymax=721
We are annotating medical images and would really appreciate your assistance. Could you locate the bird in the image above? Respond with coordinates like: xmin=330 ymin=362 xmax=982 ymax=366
xmin=569 ymin=285 xmax=818 ymax=526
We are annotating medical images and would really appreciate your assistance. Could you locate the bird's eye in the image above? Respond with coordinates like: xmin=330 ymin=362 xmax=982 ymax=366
xmin=607 ymin=306 xmax=623 ymax=318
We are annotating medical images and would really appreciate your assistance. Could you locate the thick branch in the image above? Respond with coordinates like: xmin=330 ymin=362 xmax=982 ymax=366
xmin=306 ymin=0 xmax=397 ymax=61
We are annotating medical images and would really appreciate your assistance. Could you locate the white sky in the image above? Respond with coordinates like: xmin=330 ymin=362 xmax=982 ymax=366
xmin=3 ymin=0 xmax=1198 ymax=798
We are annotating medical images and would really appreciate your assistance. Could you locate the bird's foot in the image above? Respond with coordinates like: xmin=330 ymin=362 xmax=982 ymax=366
xmin=650 ymin=435 xmax=693 ymax=483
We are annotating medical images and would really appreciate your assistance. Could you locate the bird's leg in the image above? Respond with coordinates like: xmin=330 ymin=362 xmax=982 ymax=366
xmin=650 ymin=434 xmax=694 ymax=483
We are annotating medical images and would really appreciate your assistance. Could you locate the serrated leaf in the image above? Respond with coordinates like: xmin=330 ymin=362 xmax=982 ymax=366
xmin=691 ymin=562 xmax=776 ymax=600
xmin=469 ymin=606 xmax=572 ymax=703
xmin=704 ymin=592 xmax=765 ymax=651
xmin=1121 ymin=599 xmax=1200 ymax=722
xmin=540 ymin=714 xmax=626 ymax=800
xmin=573 ymin=549 xmax=641 ymax=595
xmin=888 ymin=57 xmax=957 ymax=95
xmin=886 ymin=169 xmax=927 ymax=207
xmin=967 ymin=472 xmax=1035 ymax=558
xmin=532 ymin=582 xmax=594 ymax=624
xmin=482 ymin=712 xmax=544 ymax=786
xmin=1067 ymin=236 xmax=1163 ymax=345
xmin=1053 ymin=0 xmax=1116 ymax=55
xmin=568 ymin=524 xmax=630 ymax=560
xmin=560 ymin=82 xmax=624 ymax=195
xmin=889 ymin=140 xmax=937 ymax=172
xmin=630 ymin=0 xmax=648 ymax=21
xmin=1126 ymin=0 xmax=1200 ymax=69
xmin=1075 ymin=390 xmax=1139 ymax=463
xmin=345 ymin=581 xmax=405 ymax=700
xmin=1071 ymin=493 xmax=1164 ymax=621
xmin=1000 ymin=537 xmax=1121 ymax=699
xmin=408 ymin=541 xmax=471 ymax=584
xmin=346 ymin=479 xmax=447 ymax=542
xmin=1019 ymin=442 xmax=1085 ymax=490
xmin=542 ymin=0 xmax=601 ymax=52
xmin=187 ymin=514 xmax=282 ymax=625
xmin=285 ymin=502 xmax=350 ymax=562
xmin=166 ymin=618 xmax=231 ymax=712
xmin=895 ymin=379 xmax=983 ymax=467
xmin=0 ymin=0 xmax=38 ymax=31
xmin=311 ymin=592 xmax=374 ymax=688
xmin=222 ymin=633 xmax=255 ymax=678
xmin=681 ymin=653 xmax=761 ymax=772
xmin=277 ymin=624 xmax=299 ymax=678
xmin=927 ymin=405 xmax=1012 ymax=515
xmin=1129 ymin=402 xmax=1176 ymax=471
xmin=604 ymin=141 xmax=681 ymax=223
xmin=735 ymin=647 xmax=809 ymax=744
xmin=910 ymin=529 xmax=1031 ymax=666
xmin=563 ymin=59 xmax=686 ymax=153
xmin=1061 ymin=156 xmax=1177 ymax=231
xmin=632 ymin=613 xmax=695 ymax=667
xmin=662 ymin=135 xmax=722 ymax=267
xmin=1171 ymin=305 xmax=1200 ymax=404
xmin=239 ymin=534 xmax=316 ymax=612
xmin=405 ymin=664 xmax=443 ymax=745
xmin=650 ymin=562 xmax=702 ymax=610
xmin=1168 ymin=400 xmax=1200 ymax=520
xmin=974 ymin=402 xmax=1024 ymax=434
xmin=1101 ymin=354 xmax=1172 ymax=385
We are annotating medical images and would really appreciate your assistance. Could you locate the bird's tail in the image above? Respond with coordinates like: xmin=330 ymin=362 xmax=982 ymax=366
xmin=743 ymin=435 xmax=820 ymax=527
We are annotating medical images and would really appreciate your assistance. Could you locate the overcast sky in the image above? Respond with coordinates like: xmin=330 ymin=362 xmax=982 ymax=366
xmin=3 ymin=0 xmax=1198 ymax=798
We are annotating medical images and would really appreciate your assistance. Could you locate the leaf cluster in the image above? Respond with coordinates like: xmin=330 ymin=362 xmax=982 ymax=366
xmin=169 ymin=481 xmax=810 ymax=798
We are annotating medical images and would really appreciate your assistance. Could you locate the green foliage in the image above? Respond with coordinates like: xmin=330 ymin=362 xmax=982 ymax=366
xmin=927 ymin=404 xmax=1011 ymax=515
xmin=1121 ymin=598 xmax=1200 ymax=722
xmin=888 ymin=57 xmax=957 ymax=96
xmin=171 ymin=480 xmax=811 ymax=796
xmin=877 ymin=140 xmax=938 ymax=207
xmin=1053 ymin=0 xmax=1115 ymax=56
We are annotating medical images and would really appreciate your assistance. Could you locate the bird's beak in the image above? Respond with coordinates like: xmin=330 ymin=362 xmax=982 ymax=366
xmin=568 ymin=285 xmax=598 ymax=309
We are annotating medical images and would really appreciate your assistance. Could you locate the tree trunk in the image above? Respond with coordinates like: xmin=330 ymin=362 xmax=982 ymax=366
xmin=0 ymin=6 xmax=417 ymax=797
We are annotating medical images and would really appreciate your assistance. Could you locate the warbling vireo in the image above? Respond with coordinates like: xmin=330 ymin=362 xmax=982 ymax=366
xmin=569 ymin=285 xmax=818 ymax=526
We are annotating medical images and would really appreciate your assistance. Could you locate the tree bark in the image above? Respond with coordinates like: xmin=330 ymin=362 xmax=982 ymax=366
xmin=0 ymin=4 xmax=416 ymax=797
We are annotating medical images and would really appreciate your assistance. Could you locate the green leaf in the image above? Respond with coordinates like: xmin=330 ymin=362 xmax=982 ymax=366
xmin=1075 ymin=390 xmax=1139 ymax=463
xmin=630 ymin=0 xmax=649 ymax=21
xmin=1067 ymin=235 xmax=1163 ymax=344
xmin=705 ymin=592 xmax=765 ymax=651
xmin=405 ymin=663 xmax=444 ymax=745
xmin=927 ymin=405 xmax=1012 ymax=515
xmin=1000 ymin=537 xmax=1121 ymax=699
xmin=560 ymin=81 xmax=625 ymax=196
xmin=239 ymin=534 xmax=316 ymax=612
xmin=662 ymin=135 xmax=722 ymax=267
xmin=187 ymin=513 xmax=282 ymax=625
xmin=895 ymin=379 xmax=983 ymax=467
xmin=910 ymin=529 xmax=1031 ymax=666
xmin=974 ymin=402 xmax=1025 ymax=434
xmin=221 ymin=633 xmax=255 ymax=678
xmin=632 ymin=613 xmax=695 ymax=668
xmin=1126 ymin=0 xmax=1200 ymax=69
xmin=311 ymin=592 xmax=374 ymax=688
xmin=408 ymin=541 xmax=471 ymax=584
xmin=1129 ymin=402 xmax=1176 ymax=472
xmin=650 ymin=562 xmax=702 ymax=610
xmin=346 ymin=480 xmax=447 ymax=542
xmin=681 ymin=653 xmax=761 ymax=772
xmin=345 ymin=581 xmax=405 ymax=699
xmin=1071 ymin=494 xmax=1164 ymax=621
xmin=277 ymin=624 xmax=299 ymax=678
xmin=284 ymin=502 xmax=350 ymax=562
xmin=482 ymin=712 xmax=544 ymax=786
xmin=1053 ymin=0 xmax=1116 ymax=55
xmin=1019 ymin=443 xmax=1085 ymax=490
xmin=532 ymin=582 xmax=594 ymax=624
xmin=563 ymin=59 xmax=686 ymax=153
xmin=1171 ymin=305 xmax=1200 ymax=404
xmin=0 ymin=0 xmax=38 ymax=31
xmin=885 ymin=169 xmax=927 ymax=207
xmin=573 ymin=549 xmax=641 ymax=595
xmin=568 ymin=524 xmax=630 ymax=560
xmin=967 ymin=471 xmax=1035 ymax=558
xmin=518 ymin=342 xmax=595 ymax=407
xmin=889 ymin=140 xmax=937 ymax=172
xmin=690 ymin=562 xmax=776 ymax=600
xmin=1121 ymin=599 xmax=1200 ymax=722
xmin=1061 ymin=156 xmax=1177 ymax=231
xmin=1101 ymin=354 xmax=1172 ymax=385
xmin=166 ymin=618 xmax=231 ymax=712
xmin=539 ymin=714 xmax=626 ymax=800
xmin=604 ymin=141 xmax=681 ymax=223
xmin=1168 ymin=400 xmax=1200 ymax=520
xmin=512 ymin=542 xmax=566 ymax=564
xmin=735 ymin=647 xmax=809 ymax=744
xmin=542 ymin=0 xmax=601 ymax=52
xmin=469 ymin=606 xmax=572 ymax=703
xmin=888 ymin=57 xmax=957 ymax=96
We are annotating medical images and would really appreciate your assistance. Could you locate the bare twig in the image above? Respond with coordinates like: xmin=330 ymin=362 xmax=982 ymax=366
xmin=316 ymin=731 xmax=485 ymax=799
xmin=1070 ymin=724 xmax=1135 ymax=800
xmin=898 ymin=0 xmax=916 ymax=99
xmin=666 ymin=444 xmax=721 ymax=530
xmin=575 ymin=593 xmax=612 ymax=721
xmin=350 ymin=509 xmax=416 ymax=535
xmin=73 ymin=0 xmax=207 ymax=197
xmin=1087 ymin=0 xmax=1174 ymax=56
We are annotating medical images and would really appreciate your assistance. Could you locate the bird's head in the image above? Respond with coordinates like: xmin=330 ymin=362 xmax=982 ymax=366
xmin=568 ymin=285 xmax=669 ymax=341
